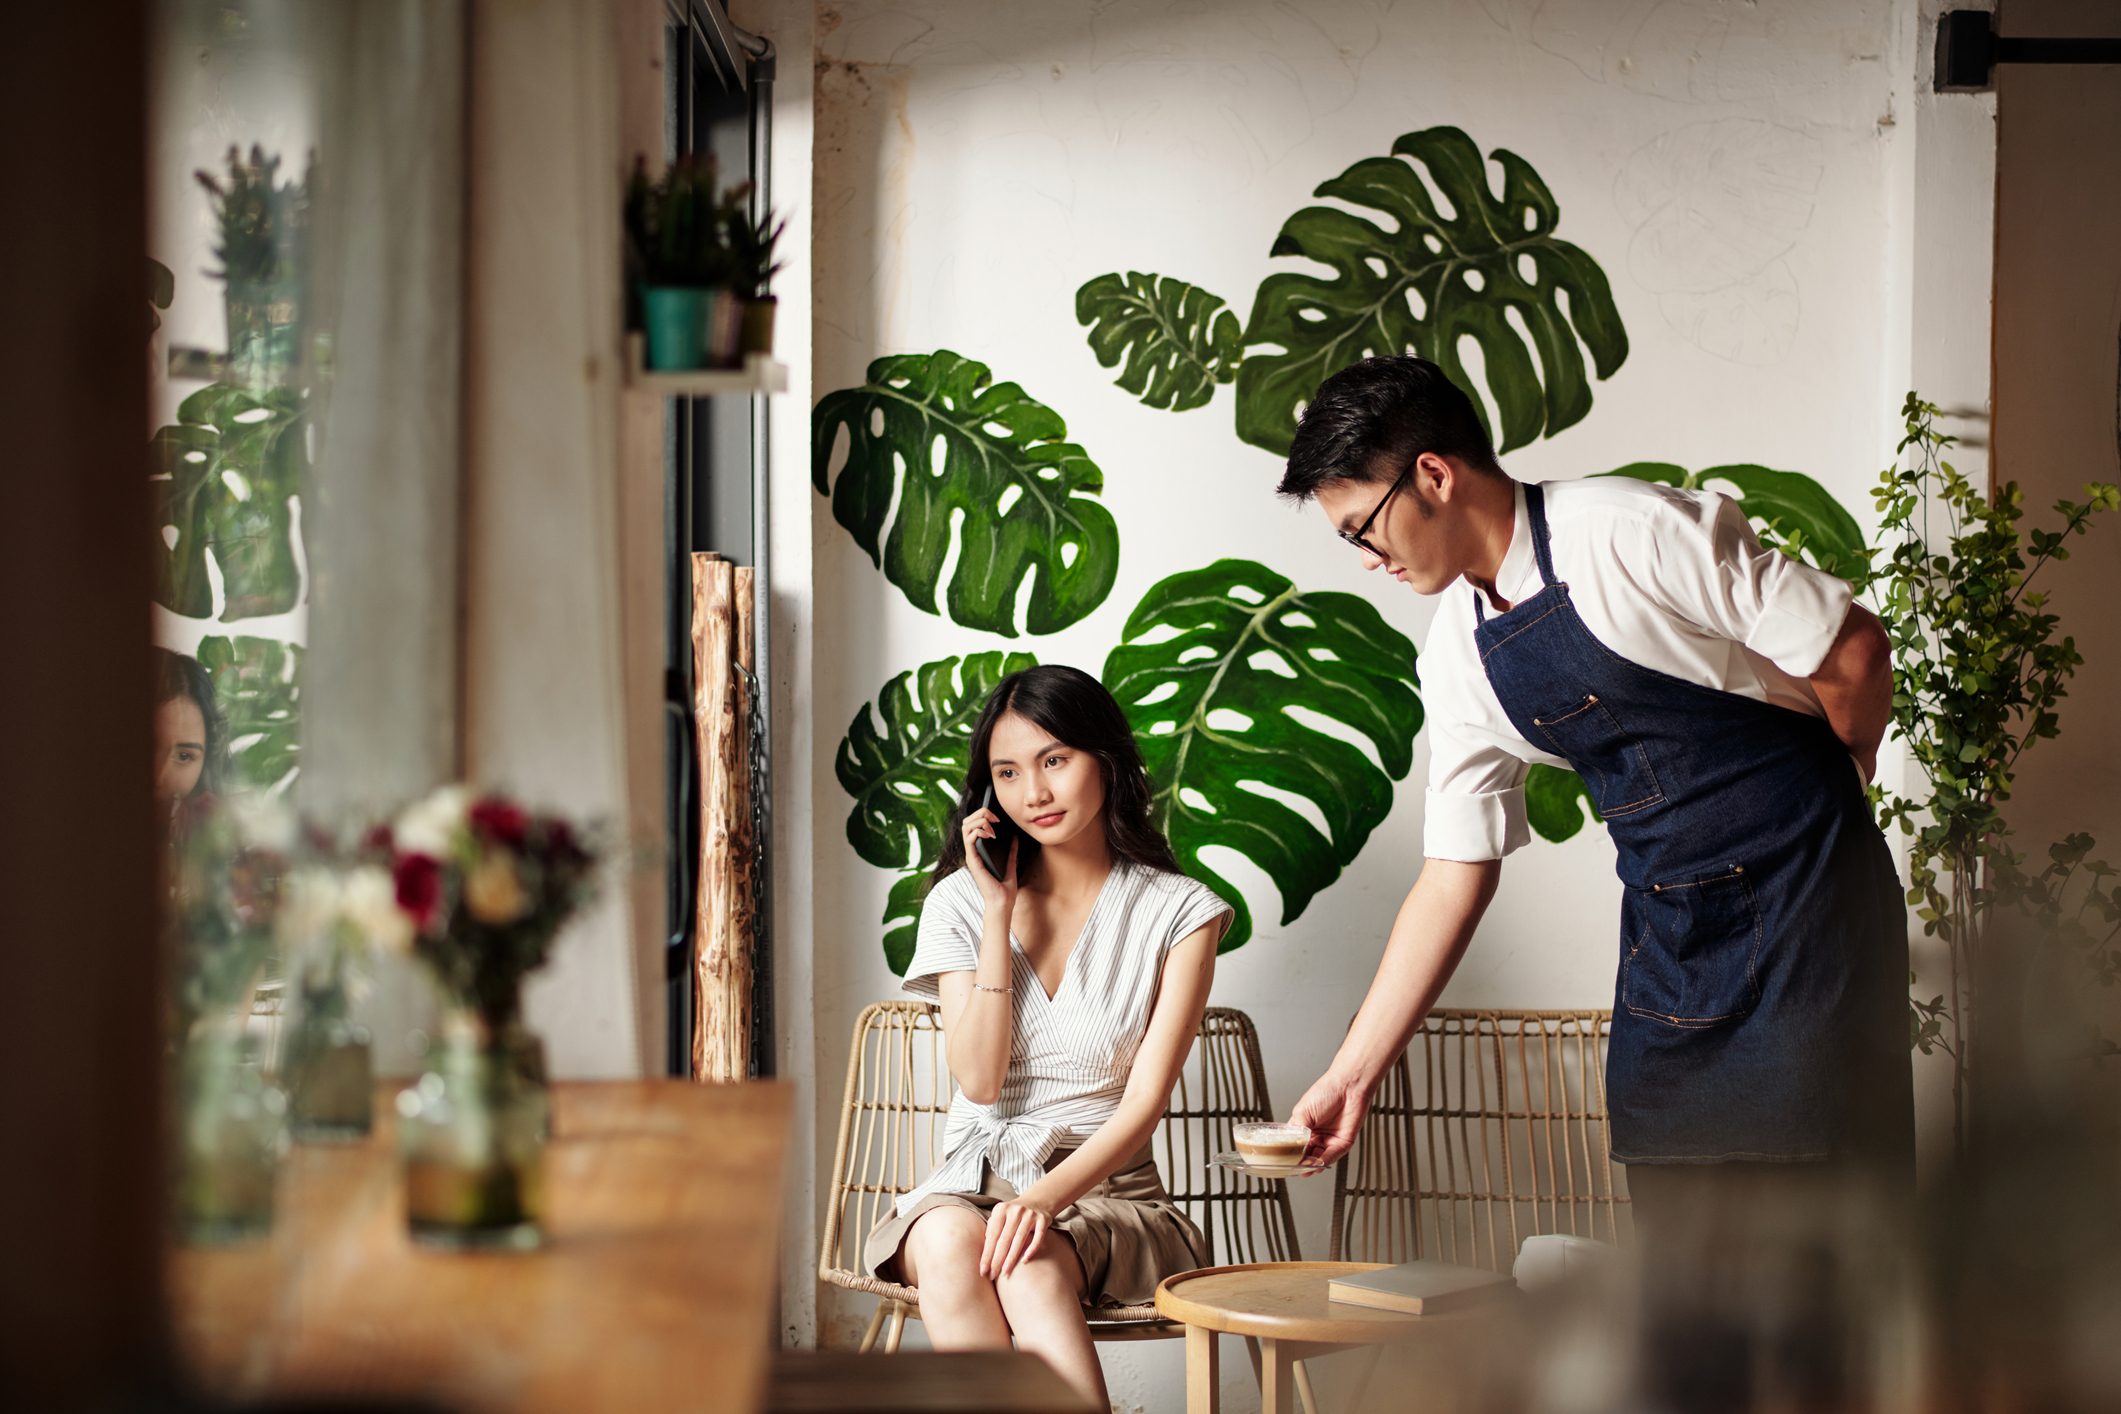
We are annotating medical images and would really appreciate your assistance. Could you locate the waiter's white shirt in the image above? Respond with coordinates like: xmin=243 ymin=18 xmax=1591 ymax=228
xmin=1421 ymin=476 xmax=1856 ymax=863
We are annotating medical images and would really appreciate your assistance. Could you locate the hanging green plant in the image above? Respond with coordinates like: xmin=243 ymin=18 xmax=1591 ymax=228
xmin=1075 ymin=272 xmax=1244 ymax=412
xmin=813 ymin=352 xmax=1119 ymax=637
xmin=1102 ymin=559 xmax=1422 ymax=951
xmin=838 ymin=650 xmax=1040 ymax=872
xmin=150 ymin=382 xmax=307 ymax=622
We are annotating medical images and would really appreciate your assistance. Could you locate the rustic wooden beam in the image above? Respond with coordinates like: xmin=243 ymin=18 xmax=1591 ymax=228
xmin=691 ymin=554 xmax=746 ymax=1081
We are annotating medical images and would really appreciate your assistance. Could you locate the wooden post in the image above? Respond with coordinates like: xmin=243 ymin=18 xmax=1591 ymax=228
xmin=691 ymin=554 xmax=748 ymax=1081
xmin=729 ymin=565 xmax=758 ymax=1048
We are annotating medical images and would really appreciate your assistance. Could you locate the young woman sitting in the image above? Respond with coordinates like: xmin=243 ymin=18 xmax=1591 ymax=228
xmin=861 ymin=664 xmax=1232 ymax=1407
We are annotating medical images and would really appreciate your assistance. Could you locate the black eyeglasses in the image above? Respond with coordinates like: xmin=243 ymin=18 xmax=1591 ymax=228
xmin=1337 ymin=460 xmax=1415 ymax=558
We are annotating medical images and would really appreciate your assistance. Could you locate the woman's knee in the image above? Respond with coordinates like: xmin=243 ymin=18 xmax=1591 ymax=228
xmin=994 ymin=1243 xmax=1086 ymax=1302
xmin=902 ymin=1209 xmax=987 ymax=1288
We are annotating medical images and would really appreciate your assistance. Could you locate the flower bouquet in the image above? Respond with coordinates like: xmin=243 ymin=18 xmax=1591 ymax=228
xmin=275 ymin=857 xmax=409 ymax=1141
xmin=368 ymin=786 xmax=601 ymax=1250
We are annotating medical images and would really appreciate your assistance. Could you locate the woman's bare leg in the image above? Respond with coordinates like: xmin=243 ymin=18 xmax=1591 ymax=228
xmin=994 ymin=1240 xmax=1105 ymax=1408
xmin=899 ymin=1208 xmax=1010 ymax=1347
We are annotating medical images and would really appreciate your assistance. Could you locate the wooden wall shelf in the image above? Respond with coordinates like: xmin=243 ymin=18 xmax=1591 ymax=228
xmin=625 ymin=333 xmax=787 ymax=396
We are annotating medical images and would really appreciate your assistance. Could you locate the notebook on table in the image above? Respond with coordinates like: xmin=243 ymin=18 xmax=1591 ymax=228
xmin=1327 ymin=1258 xmax=1516 ymax=1316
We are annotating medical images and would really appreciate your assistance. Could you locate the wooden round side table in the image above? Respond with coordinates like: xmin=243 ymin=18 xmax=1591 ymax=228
xmin=1155 ymin=1262 xmax=1495 ymax=1414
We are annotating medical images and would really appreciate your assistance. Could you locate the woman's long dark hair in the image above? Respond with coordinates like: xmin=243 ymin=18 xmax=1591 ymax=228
xmin=931 ymin=665 xmax=1180 ymax=889
xmin=154 ymin=647 xmax=226 ymax=798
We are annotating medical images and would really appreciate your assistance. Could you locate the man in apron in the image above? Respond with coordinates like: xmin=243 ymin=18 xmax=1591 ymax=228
xmin=1278 ymin=357 xmax=1913 ymax=1229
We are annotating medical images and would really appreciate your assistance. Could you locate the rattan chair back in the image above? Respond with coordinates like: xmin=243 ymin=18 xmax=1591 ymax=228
xmin=1328 ymin=1008 xmax=1631 ymax=1271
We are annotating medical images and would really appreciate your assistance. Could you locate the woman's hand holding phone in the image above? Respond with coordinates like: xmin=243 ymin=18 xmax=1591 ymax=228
xmin=962 ymin=797 xmax=1018 ymax=918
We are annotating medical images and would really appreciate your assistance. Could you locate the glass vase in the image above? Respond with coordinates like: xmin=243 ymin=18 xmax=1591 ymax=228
xmin=176 ymin=1026 xmax=287 ymax=1246
xmin=286 ymin=1014 xmax=374 ymax=1142
xmin=397 ymin=1021 xmax=547 ymax=1251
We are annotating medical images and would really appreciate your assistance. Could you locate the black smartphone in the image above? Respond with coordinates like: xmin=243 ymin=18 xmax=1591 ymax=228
xmin=973 ymin=785 xmax=1021 ymax=881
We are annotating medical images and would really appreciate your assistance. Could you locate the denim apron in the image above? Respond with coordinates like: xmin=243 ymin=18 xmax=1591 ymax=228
xmin=1474 ymin=484 xmax=1913 ymax=1166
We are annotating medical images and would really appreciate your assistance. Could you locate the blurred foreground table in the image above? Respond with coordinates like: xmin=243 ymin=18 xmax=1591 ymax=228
xmin=766 ymin=1350 xmax=1099 ymax=1413
xmin=171 ymin=1080 xmax=793 ymax=1413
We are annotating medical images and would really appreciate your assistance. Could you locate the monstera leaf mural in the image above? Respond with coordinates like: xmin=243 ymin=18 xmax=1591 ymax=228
xmin=881 ymin=868 xmax=929 ymax=977
xmin=1102 ymin=559 xmax=1422 ymax=952
xmin=1078 ymin=128 xmax=1628 ymax=460
xmin=1525 ymin=763 xmax=1600 ymax=844
xmin=813 ymin=352 xmax=1119 ymax=637
xmin=151 ymin=382 xmax=307 ymax=621
xmin=838 ymin=649 xmax=1039 ymax=872
xmin=1523 ymin=463 xmax=1864 ymax=843
xmin=1597 ymin=462 xmax=1868 ymax=579
xmin=1075 ymin=273 xmax=1243 ymax=412
xmin=1239 ymin=127 xmax=1628 ymax=457
xmin=198 ymin=634 xmax=304 ymax=792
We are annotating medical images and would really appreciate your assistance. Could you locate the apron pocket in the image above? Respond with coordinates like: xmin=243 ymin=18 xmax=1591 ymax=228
xmin=1620 ymin=865 xmax=1762 ymax=1029
xmin=1531 ymin=693 xmax=1666 ymax=818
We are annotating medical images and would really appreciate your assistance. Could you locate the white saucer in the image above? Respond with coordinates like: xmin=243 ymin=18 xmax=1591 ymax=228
xmin=1211 ymin=1150 xmax=1324 ymax=1180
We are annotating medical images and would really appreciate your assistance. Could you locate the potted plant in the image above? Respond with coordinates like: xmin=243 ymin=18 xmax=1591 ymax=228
xmin=625 ymin=153 xmax=732 ymax=371
xmin=723 ymin=186 xmax=786 ymax=360
xmin=196 ymin=144 xmax=311 ymax=388
xmin=1857 ymin=393 xmax=2120 ymax=1156
xmin=367 ymin=786 xmax=601 ymax=1249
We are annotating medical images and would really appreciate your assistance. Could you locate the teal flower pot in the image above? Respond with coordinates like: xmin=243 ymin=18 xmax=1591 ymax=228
xmin=642 ymin=286 xmax=708 ymax=371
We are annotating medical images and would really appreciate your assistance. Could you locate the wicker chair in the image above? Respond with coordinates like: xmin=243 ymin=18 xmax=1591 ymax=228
xmin=818 ymin=1001 xmax=1305 ymax=1355
xmin=1329 ymin=1009 xmax=1632 ymax=1271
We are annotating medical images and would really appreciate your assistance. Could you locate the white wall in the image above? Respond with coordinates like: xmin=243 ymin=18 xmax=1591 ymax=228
xmin=771 ymin=1 xmax=1989 ymax=1407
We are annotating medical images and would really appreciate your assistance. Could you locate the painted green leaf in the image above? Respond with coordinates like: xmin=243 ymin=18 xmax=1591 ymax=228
xmin=198 ymin=635 xmax=303 ymax=792
xmin=1103 ymin=559 xmax=1422 ymax=951
xmin=882 ymin=869 xmax=928 ymax=977
xmin=838 ymin=650 xmax=1038 ymax=871
xmin=1525 ymin=763 xmax=1601 ymax=844
xmin=813 ymin=352 xmax=1118 ymax=637
xmin=1236 ymin=125 xmax=1628 ymax=458
xmin=1075 ymin=272 xmax=1242 ymax=412
xmin=1598 ymin=463 xmax=1868 ymax=580
xmin=151 ymin=383 xmax=306 ymax=621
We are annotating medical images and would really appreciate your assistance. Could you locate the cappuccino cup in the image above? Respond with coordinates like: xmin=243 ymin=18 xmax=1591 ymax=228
xmin=1232 ymin=1122 xmax=1312 ymax=1171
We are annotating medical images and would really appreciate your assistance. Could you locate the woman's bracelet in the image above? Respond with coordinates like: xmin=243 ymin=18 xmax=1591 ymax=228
xmin=973 ymin=982 xmax=1013 ymax=994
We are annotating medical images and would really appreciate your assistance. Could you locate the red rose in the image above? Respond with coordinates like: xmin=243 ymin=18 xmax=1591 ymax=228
xmin=469 ymin=796 xmax=531 ymax=847
xmin=362 ymin=823 xmax=395 ymax=854
xmin=394 ymin=852 xmax=444 ymax=931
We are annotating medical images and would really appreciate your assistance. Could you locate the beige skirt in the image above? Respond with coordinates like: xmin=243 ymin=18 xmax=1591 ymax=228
xmin=862 ymin=1142 xmax=1209 ymax=1308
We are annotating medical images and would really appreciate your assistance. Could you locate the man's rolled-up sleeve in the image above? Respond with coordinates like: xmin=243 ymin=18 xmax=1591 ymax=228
xmin=1421 ymin=702 xmax=1531 ymax=862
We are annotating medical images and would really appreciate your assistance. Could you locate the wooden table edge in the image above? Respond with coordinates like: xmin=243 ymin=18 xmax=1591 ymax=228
xmin=1155 ymin=1260 xmax=1415 ymax=1338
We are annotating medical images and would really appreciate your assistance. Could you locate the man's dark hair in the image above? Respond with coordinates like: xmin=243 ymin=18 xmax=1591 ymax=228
xmin=1275 ymin=356 xmax=1501 ymax=502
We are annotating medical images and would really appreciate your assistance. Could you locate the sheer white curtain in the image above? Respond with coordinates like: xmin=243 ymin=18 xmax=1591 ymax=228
xmin=463 ymin=0 xmax=654 ymax=1080
xmin=302 ymin=0 xmax=469 ymax=1073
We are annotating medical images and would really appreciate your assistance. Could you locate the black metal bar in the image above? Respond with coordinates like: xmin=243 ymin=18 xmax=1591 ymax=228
xmin=1936 ymin=9 xmax=2121 ymax=92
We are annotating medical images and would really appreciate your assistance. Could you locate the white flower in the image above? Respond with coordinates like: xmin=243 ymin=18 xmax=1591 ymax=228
xmin=393 ymin=783 xmax=472 ymax=857
xmin=276 ymin=866 xmax=344 ymax=950
xmin=464 ymin=849 xmax=531 ymax=925
xmin=228 ymin=792 xmax=299 ymax=853
xmin=343 ymin=865 xmax=415 ymax=957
